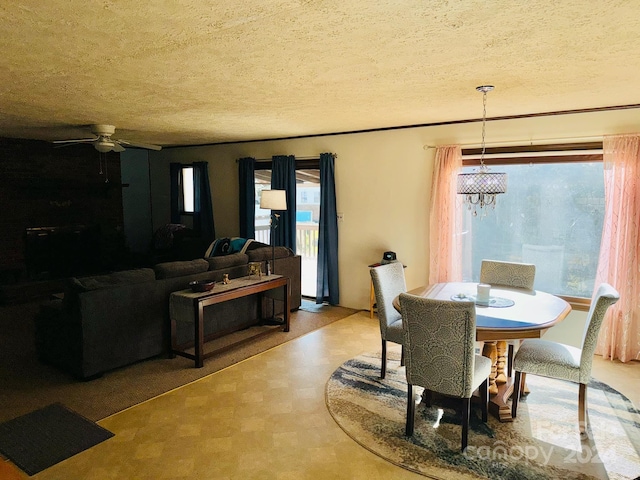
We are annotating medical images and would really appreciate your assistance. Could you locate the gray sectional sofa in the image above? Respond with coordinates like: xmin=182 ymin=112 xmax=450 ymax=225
xmin=34 ymin=246 xmax=301 ymax=379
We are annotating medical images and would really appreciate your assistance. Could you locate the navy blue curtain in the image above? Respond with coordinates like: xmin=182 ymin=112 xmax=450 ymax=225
xmin=238 ymin=157 xmax=256 ymax=239
xmin=316 ymin=153 xmax=339 ymax=305
xmin=271 ymin=155 xmax=296 ymax=251
xmin=193 ymin=162 xmax=215 ymax=240
xmin=169 ymin=163 xmax=182 ymax=223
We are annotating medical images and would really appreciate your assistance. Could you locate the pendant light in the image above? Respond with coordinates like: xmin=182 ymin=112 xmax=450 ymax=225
xmin=457 ymin=85 xmax=507 ymax=215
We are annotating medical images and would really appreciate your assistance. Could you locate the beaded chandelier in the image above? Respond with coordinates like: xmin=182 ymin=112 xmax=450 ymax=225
xmin=457 ymin=85 xmax=507 ymax=215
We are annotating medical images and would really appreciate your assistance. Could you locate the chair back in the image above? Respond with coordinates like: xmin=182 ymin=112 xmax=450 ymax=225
xmin=579 ymin=283 xmax=620 ymax=381
xmin=399 ymin=293 xmax=477 ymax=398
xmin=370 ymin=262 xmax=406 ymax=335
xmin=480 ymin=259 xmax=536 ymax=290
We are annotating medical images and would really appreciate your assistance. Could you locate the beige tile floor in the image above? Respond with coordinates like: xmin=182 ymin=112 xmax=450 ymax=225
xmin=19 ymin=311 xmax=640 ymax=479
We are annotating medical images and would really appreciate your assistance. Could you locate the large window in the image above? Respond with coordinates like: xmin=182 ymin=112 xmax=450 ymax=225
xmin=461 ymin=149 xmax=605 ymax=298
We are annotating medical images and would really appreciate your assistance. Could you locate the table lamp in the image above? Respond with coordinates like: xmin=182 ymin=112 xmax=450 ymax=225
xmin=259 ymin=189 xmax=287 ymax=275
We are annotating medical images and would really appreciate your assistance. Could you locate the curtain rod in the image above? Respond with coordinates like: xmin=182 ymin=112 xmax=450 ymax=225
xmin=423 ymin=135 xmax=604 ymax=150
xmin=236 ymin=153 xmax=337 ymax=163
xmin=463 ymin=149 xmax=603 ymax=160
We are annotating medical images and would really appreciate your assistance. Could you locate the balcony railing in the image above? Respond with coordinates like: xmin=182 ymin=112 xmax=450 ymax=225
xmin=256 ymin=223 xmax=319 ymax=297
xmin=255 ymin=225 xmax=270 ymax=245
xmin=255 ymin=224 xmax=319 ymax=259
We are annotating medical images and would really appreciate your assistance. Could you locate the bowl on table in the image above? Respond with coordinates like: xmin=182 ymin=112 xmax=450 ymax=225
xmin=189 ymin=280 xmax=215 ymax=292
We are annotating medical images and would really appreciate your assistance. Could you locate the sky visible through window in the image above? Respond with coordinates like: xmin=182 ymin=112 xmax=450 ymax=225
xmin=181 ymin=167 xmax=194 ymax=213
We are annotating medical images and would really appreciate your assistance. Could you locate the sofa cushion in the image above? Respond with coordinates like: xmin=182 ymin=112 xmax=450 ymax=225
xmin=70 ymin=268 xmax=156 ymax=291
xmin=244 ymin=240 xmax=271 ymax=252
xmin=63 ymin=268 xmax=156 ymax=313
xmin=246 ymin=246 xmax=294 ymax=262
xmin=154 ymin=259 xmax=209 ymax=279
xmin=206 ymin=253 xmax=249 ymax=271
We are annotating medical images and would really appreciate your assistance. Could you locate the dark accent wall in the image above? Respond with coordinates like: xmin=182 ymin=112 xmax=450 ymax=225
xmin=0 ymin=137 xmax=126 ymax=283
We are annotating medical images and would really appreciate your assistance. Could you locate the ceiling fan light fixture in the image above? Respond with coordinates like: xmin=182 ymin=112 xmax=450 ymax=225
xmin=95 ymin=140 xmax=114 ymax=153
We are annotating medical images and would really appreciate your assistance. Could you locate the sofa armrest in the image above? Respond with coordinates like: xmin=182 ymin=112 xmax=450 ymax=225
xmin=274 ymin=255 xmax=301 ymax=311
xmin=37 ymin=298 xmax=78 ymax=324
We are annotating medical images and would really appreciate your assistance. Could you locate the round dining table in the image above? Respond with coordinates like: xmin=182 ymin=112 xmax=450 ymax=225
xmin=393 ymin=281 xmax=572 ymax=422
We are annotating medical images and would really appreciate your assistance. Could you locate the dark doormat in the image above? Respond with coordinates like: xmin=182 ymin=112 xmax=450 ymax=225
xmin=0 ymin=403 xmax=114 ymax=476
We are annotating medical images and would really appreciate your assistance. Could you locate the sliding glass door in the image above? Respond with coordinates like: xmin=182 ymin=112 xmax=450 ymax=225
xmin=253 ymin=168 xmax=320 ymax=298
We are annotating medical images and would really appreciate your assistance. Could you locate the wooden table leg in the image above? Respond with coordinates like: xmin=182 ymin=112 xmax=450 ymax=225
xmin=482 ymin=340 xmax=515 ymax=422
xmin=283 ymin=281 xmax=290 ymax=332
xmin=495 ymin=341 xmax=508 ymax=385
xmin=482 ymin=341 xmax=499 ymax=395
xmin=195 ymin=303 xmax=204 ymax=368
xmin=169 ymin=318 xmax=177 ymax=359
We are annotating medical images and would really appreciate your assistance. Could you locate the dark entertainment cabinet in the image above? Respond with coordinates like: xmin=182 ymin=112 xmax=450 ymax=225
xmin=25 ymin=225 xmax=102 ymax=280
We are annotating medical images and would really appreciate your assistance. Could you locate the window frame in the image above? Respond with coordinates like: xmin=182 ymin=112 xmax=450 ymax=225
xmin=461 ymin=142 xmax=604 ymax=311
xmin=179 ymin=165 xmax=195 ymax=215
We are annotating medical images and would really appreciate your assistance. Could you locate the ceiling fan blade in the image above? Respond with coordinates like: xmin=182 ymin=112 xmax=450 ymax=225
xmin=112 ymin=142 xmax=126 ymax=152
xmin=117 ymin=139 xmax=162 ymax=151
xmin=52 ymin=138 xmax=97 ymax=144
xmin=53 ymin=140 xmax=97 ymax=149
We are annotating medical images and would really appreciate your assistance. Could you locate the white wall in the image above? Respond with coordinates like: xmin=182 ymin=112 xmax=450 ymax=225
xmin=146 ymin=108 xmax=639 ymax=344
xmin=151 ymin=128 xmax=433 ymax=310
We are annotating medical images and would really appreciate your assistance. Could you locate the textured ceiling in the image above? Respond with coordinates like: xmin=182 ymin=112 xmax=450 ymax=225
xmin=1 ymin=1 xmax=639 ymax=148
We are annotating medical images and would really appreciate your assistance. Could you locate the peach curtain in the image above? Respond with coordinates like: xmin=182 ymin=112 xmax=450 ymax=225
xmin=594 ymin=134 xmax=640 ymax=362
xmin=429 ymin=146 xmax=463 ymax=284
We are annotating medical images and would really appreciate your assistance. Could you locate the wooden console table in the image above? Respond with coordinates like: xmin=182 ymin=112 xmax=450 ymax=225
xmin=169 ymin=275 xmax=290 ymax=368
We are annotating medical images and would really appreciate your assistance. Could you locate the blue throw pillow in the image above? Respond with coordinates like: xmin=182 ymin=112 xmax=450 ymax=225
xmin=229 ymin=237 xmax=248 ymax=254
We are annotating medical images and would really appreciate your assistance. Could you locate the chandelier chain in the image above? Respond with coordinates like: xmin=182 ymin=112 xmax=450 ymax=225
xmin=480 ymin=90 xmax=487 ymax=168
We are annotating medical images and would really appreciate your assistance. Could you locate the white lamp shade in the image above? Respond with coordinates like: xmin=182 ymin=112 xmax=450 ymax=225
xmin=260 ymin=190 xmax=287 ymax=210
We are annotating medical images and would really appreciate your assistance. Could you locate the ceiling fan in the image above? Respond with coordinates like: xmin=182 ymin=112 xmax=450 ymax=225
xmin=53 ymin=124 xmax=162 ymax=153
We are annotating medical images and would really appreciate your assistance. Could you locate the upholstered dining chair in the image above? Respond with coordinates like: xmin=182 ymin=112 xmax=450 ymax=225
xmin=511 ymin=283 xmax=619 ymax=437
xmin=370 ymin=262 xmax=406 ymax=379
xmin=480 ymin=259 xmax=536 ymax=290
xmin=399 ymin=293 xmax=492 ymax=452
xmin=480 ymin=259 xmax=536 ymax=376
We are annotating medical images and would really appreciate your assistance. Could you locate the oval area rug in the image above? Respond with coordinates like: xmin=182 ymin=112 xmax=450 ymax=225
xmin=325 ymin=351 xmax=640 ymax=480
